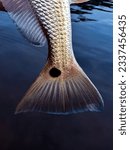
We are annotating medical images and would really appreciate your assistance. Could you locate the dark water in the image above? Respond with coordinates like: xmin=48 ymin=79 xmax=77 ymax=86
xmin=0 ymin=1 xmax=113 ymax=150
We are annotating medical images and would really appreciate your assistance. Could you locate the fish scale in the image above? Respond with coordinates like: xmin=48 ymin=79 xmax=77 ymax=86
xmin=1 ymin=0 xmax=103 ymax=114
xmin=31 ymin=0 xmax=73 ymax=68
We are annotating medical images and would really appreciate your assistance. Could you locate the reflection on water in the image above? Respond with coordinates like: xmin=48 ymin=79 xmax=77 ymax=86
xmin=71 ymin=0 xmax=112 ymax=22
xmin=0 ymin=1 xmax=113 ymax=150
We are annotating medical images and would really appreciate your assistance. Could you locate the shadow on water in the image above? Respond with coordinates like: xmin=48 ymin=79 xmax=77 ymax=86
xmin=0 ymin=1 xmax=113 ymax=150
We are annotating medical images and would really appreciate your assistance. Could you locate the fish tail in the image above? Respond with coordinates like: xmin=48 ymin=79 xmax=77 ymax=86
xmin=15 ymin=61 xmax=104 ymax=114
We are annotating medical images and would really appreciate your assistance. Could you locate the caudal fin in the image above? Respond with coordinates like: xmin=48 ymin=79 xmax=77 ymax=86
xmin=16 ymin=62 xmax=103 ymax=114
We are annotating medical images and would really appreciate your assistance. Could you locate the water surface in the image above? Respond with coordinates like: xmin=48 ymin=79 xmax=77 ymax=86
xmin=0 ymin=1 xmax=113 ymax=150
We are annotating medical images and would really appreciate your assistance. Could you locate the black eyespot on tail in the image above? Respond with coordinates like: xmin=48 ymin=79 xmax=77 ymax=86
xmin=15 ymin=63 xmax=104 ymax=114
xmin=49 ymin=67 xmax=61 ymax=77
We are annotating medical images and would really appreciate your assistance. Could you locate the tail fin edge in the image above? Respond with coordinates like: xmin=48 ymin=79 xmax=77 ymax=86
xmin=15 ymin=63 xmax=104 ymax=114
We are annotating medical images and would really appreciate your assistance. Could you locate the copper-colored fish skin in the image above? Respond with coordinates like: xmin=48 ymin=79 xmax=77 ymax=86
xmin=30 ymin=0 xmax=74 ymax=70
xmin=1 ymin=0 xmax=103 ymax=113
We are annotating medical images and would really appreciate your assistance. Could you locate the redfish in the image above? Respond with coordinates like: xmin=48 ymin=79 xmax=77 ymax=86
xmin=1 ymin=0 xmax=104 ymax=114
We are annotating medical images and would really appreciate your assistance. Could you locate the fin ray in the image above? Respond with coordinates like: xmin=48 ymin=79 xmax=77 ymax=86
xmin=1 ymin=0 xmax=46 ymax=46
xmin=15 ymin=62 xmax=104 ymax=114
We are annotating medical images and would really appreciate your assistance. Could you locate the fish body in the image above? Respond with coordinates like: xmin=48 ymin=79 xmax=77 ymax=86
xmin=1 ymin=0 xmax=104 ymax=114
xmin=31 ymin=0 xmax=73 ymax=71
